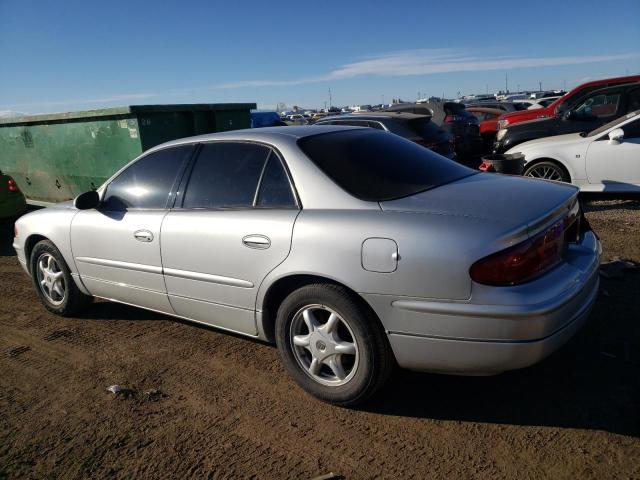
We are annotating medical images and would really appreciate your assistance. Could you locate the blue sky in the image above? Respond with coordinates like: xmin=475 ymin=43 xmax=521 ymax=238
xmin=1 ymin=0 xmax=639 ymax=114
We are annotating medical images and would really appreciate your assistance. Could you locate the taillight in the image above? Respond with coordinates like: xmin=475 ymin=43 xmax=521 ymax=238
xmin=444 ymin=115 xmax=464 ymax=123
xmin=7 ymin=178 xmax=19 ymax=192
xmin=479 ymin=161 xmax=494 ymax=172
xmin=470 ymin=220 xmax=565 ymax=286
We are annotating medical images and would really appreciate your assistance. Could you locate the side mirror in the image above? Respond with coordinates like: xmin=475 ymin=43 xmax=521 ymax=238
xmin=73 ymin=190 xmax=100 ymax=210
xmin=563 ymin=110 xmax=577 ymax=121
xmin=608 ymin=128 xmax=624 ymax=145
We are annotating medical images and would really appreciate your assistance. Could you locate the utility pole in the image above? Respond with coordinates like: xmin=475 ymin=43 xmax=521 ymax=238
xmin=517 ymin=83 xmax=520 ymax=93
xmin=563 ymin=79 xmax=567 ymax=91
xmin=539 ymin=81 xmax=542 ymax=92
xmin=328 ymin=88 xmax=332 ymax=108
xmin=324 ymin=101 xmax=327 ymax=111
xmin=505 ymin=73 xmax=508 ymax=93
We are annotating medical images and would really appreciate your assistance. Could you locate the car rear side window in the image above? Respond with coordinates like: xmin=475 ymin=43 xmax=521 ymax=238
xmin=298 ymin=129 xmax=474 ymax=202
xmin=256 ymin=152 xmax=297 ymax=208
xmin=103 ymin=145 xmax=193 ymax=210
xmin=183 ymin=142 xmax=270 ymax=209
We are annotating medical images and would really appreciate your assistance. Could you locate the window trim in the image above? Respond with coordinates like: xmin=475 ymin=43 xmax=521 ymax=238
xmin=174 ymin=140 xmax=301 ymax=211
xmin=100 ymin=143 xmax=198 ymax=212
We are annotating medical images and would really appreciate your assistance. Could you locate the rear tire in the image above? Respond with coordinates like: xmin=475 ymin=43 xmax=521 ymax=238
xmin=275 ymin=283 xmax=394 ymax=406
xmin=30 ymin=240 xmax=92 ymax=316
xmin=524 ymin=160 xmax=570 ymax=183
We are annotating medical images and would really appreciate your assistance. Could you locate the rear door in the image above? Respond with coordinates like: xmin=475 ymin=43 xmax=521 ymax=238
xmin=70 ymin=145 xmax=194 ymax=312
xmin=160 ymin=142 xmax=299 ymax=335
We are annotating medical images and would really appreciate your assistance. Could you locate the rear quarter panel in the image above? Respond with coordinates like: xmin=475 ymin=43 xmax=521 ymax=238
xmin=257 ymin=209 xmax=530 ymax=309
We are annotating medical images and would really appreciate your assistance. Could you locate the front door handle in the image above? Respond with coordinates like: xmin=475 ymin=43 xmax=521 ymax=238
xmin=134 ymin=230 xmax=154 ymax=242
xmin=242 ymin=234 xmax=271 ymax=249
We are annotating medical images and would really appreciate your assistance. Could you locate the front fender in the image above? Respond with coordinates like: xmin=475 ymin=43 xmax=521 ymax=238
xmin=14 ymin=205 xmax=80 ymax=277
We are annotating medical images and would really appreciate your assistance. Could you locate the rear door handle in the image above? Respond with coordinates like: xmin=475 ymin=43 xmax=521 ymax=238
xmin=242 ymin=235 xmax=271 ymax=249
xmin=134 ymin=230 xmax=154 ymax=242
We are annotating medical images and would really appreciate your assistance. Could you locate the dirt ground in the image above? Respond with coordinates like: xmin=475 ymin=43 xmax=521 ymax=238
xmin=1 ymin=196 xmax=639 ymax=480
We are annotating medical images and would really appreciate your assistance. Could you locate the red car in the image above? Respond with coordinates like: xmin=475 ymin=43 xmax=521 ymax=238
xmin=466 ymin=107 xmax=504 ymax=153
xmin=496 ymin=75 xmax=640 ymax=130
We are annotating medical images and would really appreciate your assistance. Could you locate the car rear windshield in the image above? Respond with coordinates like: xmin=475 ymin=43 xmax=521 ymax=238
xmin=406 ymin=117 xmax=439 ymax=137
xmin=297 ymin=129 xmax=475 ymax=202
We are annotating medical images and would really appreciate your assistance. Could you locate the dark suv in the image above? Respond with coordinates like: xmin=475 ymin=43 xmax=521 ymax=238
xmin=494 ymin=82 xmax=640 ymax=153
xmin=313 ymin=112 xmax=456 ymax=159
xmin=382 ymin=102 xmax=483 ymax=161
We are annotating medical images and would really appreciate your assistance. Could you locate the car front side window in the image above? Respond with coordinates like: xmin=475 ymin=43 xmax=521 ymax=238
xmin=102 ymin=145 xmax=194 ymax=211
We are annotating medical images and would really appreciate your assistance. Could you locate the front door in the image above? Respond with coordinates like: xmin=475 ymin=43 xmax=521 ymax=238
xmin=160 ymin=142 xmax=300 ymax=335
xmin=71 ymin=144 xmax=195 ymax=312
xmin=586 ymin=117 xmax=640 ymax=188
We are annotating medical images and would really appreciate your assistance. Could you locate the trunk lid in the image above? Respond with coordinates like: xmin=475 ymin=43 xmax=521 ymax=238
xmin=380 ymin=173 xmax=578 ymax=237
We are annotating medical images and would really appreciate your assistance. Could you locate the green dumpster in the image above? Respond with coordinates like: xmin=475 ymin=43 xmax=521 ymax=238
xmin=0 ymin=103 xmax=256 ymax=205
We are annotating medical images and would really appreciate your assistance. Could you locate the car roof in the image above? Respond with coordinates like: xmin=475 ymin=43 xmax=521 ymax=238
xmin=151 ymin=125 xmax=365 ymax=150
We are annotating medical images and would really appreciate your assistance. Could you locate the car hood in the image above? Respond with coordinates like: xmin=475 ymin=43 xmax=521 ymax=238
xmin=507 ymin=132 xmax=584 ymax=152
xmin=380 ymin=172 xmax=577 ymax=233
xmin=500 ymin=107 xmax=553 ymax=124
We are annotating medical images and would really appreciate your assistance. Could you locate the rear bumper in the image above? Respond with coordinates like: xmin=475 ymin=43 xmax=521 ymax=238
xmin=364 ymin=230 xmax=600 ymax=375
xmin=386 ymin=276 xmax=597 ymax=375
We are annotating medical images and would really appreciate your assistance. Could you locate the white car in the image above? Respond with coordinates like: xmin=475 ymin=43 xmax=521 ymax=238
xmin=506 ymin=111 xmax=640 ymax=191
xmin=527 ymin=96 xmax=561 ymax=110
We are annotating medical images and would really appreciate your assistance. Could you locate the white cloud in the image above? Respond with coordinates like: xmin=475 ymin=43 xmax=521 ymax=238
xmin=216 ymin=49 xmax=639 ymax=88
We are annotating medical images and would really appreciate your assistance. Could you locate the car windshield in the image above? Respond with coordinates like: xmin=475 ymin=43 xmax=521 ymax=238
xmin=586 ymin=111 xmax=640 ymax=137
xmin=297 ymin=129 xmax=475 ymax=202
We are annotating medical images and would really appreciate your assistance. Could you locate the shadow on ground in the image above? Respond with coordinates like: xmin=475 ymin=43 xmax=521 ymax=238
xmin=366 ymin=270 xmax=640 ymax=437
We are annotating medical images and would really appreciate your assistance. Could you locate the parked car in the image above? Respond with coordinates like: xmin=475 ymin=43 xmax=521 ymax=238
xmin=494 ymin=82 xmax=640 ymax=153
xmin=530 ymin=90 xmax=565 ymax=100
xmin=466 ymin=107 xmax=505 ymax=153
xmin=287 ymin=114 xmax=308 ymax=125
xmin=512 ymin=99 xmax=537 ymax=110
xmin=527 ymin=97 xmax=562 ymax=110
xmin=0 ymin=170 xmax=26 ymax=222
xmin=314 ymin=112 xmax=456 ymax=159
xmin=496 ymin=75 xmax=640 ymax=131
xmin=13 ymin=125 xmax=600 ymax=406
xmin=506 ymin=110 xmax=640 ymax=190
xmin=464 ymin=101 xmax=519 ymax=113
xmin=383 ymin=102 xmax=483 ymax=161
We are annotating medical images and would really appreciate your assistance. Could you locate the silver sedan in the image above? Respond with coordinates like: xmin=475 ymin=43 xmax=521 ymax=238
xmin=13 ymin=125 xmax=600 ymax=406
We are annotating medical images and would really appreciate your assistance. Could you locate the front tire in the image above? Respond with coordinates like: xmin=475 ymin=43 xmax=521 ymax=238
xmin=524 ymin=160 xmax=570 ymax=183
xmin=30 ymin=240 xmax=92 ymax=316
xmin=275 ymin=284 xmax=394 ymax=406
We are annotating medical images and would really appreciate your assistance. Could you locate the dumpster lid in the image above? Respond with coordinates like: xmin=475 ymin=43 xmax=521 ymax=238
xmin=0 ymin=103 xmax=257 ymax=126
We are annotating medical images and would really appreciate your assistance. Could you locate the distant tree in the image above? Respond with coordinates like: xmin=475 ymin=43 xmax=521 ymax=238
xmin=276 ymin=102 xmax=287 ymax=113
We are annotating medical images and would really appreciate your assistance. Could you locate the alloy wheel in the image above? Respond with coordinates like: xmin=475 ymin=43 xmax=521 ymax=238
xmin=289 ymin=304 xmax=359 ymax=386
xmin=525 ymin=164 xmax=564 ymax=181
xmin=36 ymin=253 xmax=66 ymax=305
